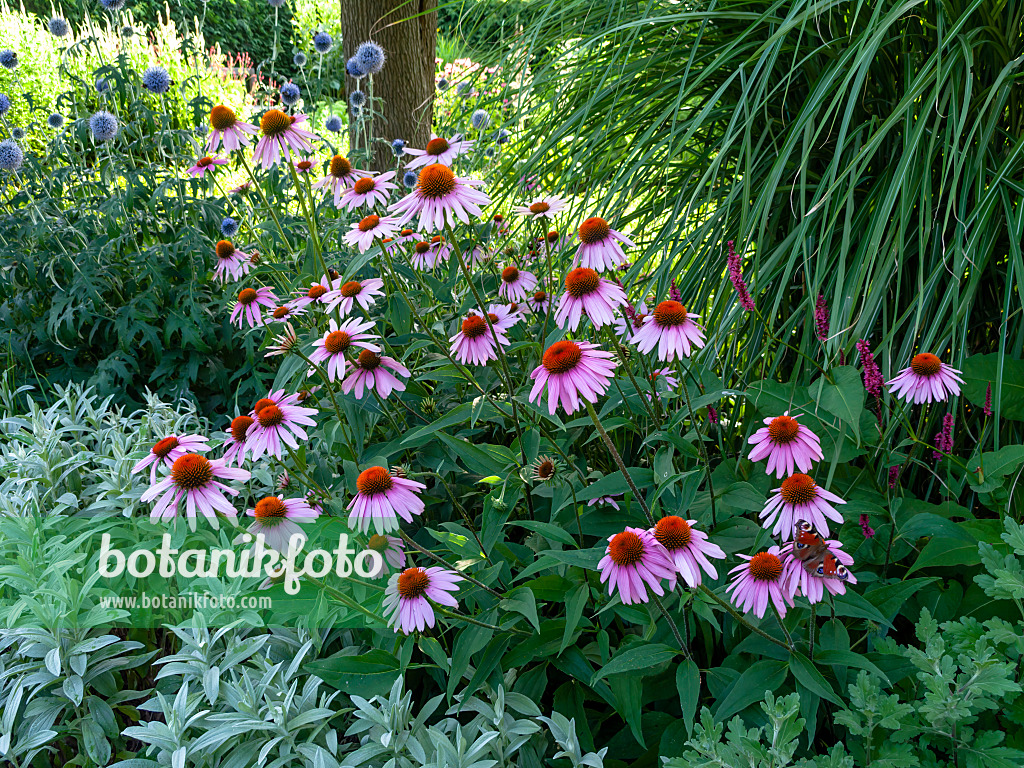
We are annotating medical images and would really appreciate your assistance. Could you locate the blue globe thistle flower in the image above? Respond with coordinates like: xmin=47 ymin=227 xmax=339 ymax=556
xmin=437 ymin=77 xmax=449 ymax=91
xmin=350 ymin=105 xmax=361 ymax=119
xmin=312 ymin=31 xmax=333 ymax=54
xmin=403 ymin=170 xmax=417 ymax=188
xmin=95 ymin=77 xmax=110 ymax=93
xmin=195 ymin=124 xmax=208 ymax=136
xmin=48 ymin=113 xmax=65 ymax=129
xmin=293 ymin=52 xmax=307 ymax=67
xmin=0 ymin=140 xmax=24 ymax=172
xmin=267 ymin=0 xmax=286 ymax=6
xmin=0 ymin=50 xmax=18 ymax=71
xmin=48 ymin=17 xmax=71 ymax=37
xmin=391 ymin=138 xmax=405 ymax=156
xmin=355 ymin=40 xmax=385 ymax=75
xmin=456 ymin=81 xmax=472 ymax=97
xmin=220 ymin=217 xmax=239 ymax=238
xmin=496 ymin=128 xmax=510 ymax=144
xmin=89 ymin=110 xmax=119 ymax=141
xmin=280 ymin=82 xmax=301 ymax=106
xmin=99 ymin=0 xmax=127 ymax=11
xmin=11 ymin=127 xmax=24 ymax=141
xmin=0 ymin=94 xmax=10 ymax=117
xmin=470 ymin=109 xmax=490 ymax=130
xmin=325 ymin=115 xmax=343 ymax=133
xmin=348 ymin=89 xmax=366 ymax=108
xmin=345 ymin=56 xmax=364 ymax=79
xmin=121 ymin=25 xmax=134 ymax=37
xmin=141 ymin=65 xmax=171 ymax=94
xmin=484 ymin=146 xmax=496 ymax=158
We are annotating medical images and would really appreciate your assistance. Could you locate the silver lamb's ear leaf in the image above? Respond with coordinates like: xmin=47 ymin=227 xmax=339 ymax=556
xmin=203 ymin=665 xmax=220 ymax=705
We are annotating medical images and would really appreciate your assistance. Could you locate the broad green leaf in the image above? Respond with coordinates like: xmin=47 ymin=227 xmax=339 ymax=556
xmin=676 ymin=659 xmax=701 ymax=736
xmin=962 ymin=353 xmax=1024 ymax=421
xmin=590 ymin=643 xmax=678 ymax=685
xmin=713 ymin=660 xmax=788 ymax=721
xmin=789 ymin=652 xmax=842 ymax=706
xmin=810 ymin=366 xmax=865 ymax=441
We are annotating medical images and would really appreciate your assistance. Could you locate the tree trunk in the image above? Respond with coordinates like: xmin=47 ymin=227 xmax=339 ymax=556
xmin=341 ymin=0 xmax=437 ymax=172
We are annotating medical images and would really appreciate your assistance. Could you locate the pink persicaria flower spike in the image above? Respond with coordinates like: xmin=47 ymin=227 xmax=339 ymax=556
xmin=631 ymin=300 xmax=706 ymax=361
xmin=781 ymin=524 xmax=856 ymax=603
xmin=243 ymin=495 xmax=319 ymax=553
xmin=348 ymin=466 xmax=426 ymax=534
xmin=230 ymin=286 xmax=278 ymax=329
xmin=574 ymin=217 xmax=634 ymax=272
xmin=344 ymin=213 xmax=401 ymax=253
xmin=365 ymin=534 xmax=406 ymax=579
xmin=598 ymin=527 xmax=677 ymax=605
xmin=244 ymin=390 xmax=317 ymax=461
xmin=554 ymin=267 xmax=628 ymax=331
xmin=389 ymin=164 xmax=491 ymax=232
xmin=207 ymin=105 xmax=258 ymax=152
xmin=186 ymin=155 xmax=228 ymax=178
xmin=312 ymin=155 xmax=373 ymax=206
xmin=512 ymin=195 xmax=568 ymax=220
xmin=325 ymin=278 xmax=384 ymax=317
xmin=342 ymin=350 xmax=410 ymax=399
xmin=498 ymin=265 xmax=538 ymax=302
xmin=726 ymin=546 xmax=794 ymax=619
xmin=529 ymin=340 xmax=617 ymax=415
xmin=651 ymin=516 xmax=726 ymax=589
xmin=222 ymin=415 xmax=254 ymax=467
xmin=886 ymin=353 xmax=964 ymax=404
xmin=384 ymin=566 xmax=463 ymax=634
xmin=213 ymin=240 xmax=251 ymax=284
xmin=614 ymin=301 xmax=648 ymax=341
xmin=727 ymin=240 xmax=756 ymax=312
xmin=141 ymin=453 xmax=251 ymax=530
xmin=132 ymin=434 xmax=210 ymax=485
xmin=338 ymin=171 xmax=397 ymax=210
xmin=450 ymin=312 xmax=510 ymax=366
xmin=309 ymin=317 xmax=381 ymax=381
xmin=760 ymin=473 xmax=846 ymax=539
xmin=252 ymin=109 xmax=317 ymax=169
xmin=291 ymin=275 xmax=341 ymax=311
xmin=403 ymin=133 xmax=474 ymax=169
xmin=526 ymin=289 xmax=550 ymax=314
xmin=748 ymin=412 xmax=824 ymax=479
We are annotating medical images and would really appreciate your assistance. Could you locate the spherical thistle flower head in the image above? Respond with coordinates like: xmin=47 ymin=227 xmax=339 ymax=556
xmin=388 ymin=163 xmax=491 ymax=232
xmin=456 ymin=81 xmax=472 ymax=97
xmin=47 ymin=112 xmax=65 ymax=129
xmin=345 ymin=56 xmax=365 ymax=79
xmin=253 ymin=109 xmax=316 ymax=169
xmin=403 ymin=133 xmax=474 ymax=169
xmin=141 ymin=65 xmax=171 ymax=94
xmin=220 ymin=217 xmax=239 ymax=238
xmin=554 ymin=267 xmax=628 ymax=332
xmin=99 ymin=0 xmax=127 ymax=9
xmin=244 ymin=495 xmax=318 ymax=553
xmin=0 ymin=50 xmax=19 ymax=70
xmin=348 ymin=465 xmax=427 ymax=534
xmin=348 ymin=89 xmax=366 ymax=108
xmin=781 ymin=532 xmax=856 ymax=603
xmin=279 ymin=82 xmax=301 ymax=106
xmin=384 ymin=566 xmax=462 ymax=634
xmin=355 ymin=40 xmax=385 ymax=75
xmin=529 ymin=340 xmax=617 ymax=415
xmin=121 ymin=25 xmax=134 ymax=37
xmin=513 ymin=195 xmax=568 ymax=220
xmin=343 ymin=213 xmax=401 ymax=253
xmin=575 ymin=216 xmax=634 ymax=272
xmin=342 ymin=350 xmax=411 ymax=400
xmin=0 ymin=93 xmax=10 ymax=117
xmin=95 ymin=77 xmax=110 ymax=93
xmin=651 ymin=516 xmax=726 ymax=589
xmin=747 ymin=411 xmax=824 ymax=479
xmin=484 ymin=146 xmax=496 ymax=159
xmin=0 ymin=140 xmax=23 ymax=172
xmin=230 ymin=285 xmax=278 ymax=329
xmin=222 ymin=414 xmax=254 ymax=466
xmin=293 ymin=52 xmax=307 ymax=67
xmin=312 ymin=30 xmax=333 ymax=54
xmin=309 ymin=317 xmax=381 ymax=381
xmin=598 ymin=527 xmax=676 ymax=605
xmin=391 ymin=138 xmax=405 ymax=156
xmin=324 ymin=114 xmax=343 ymax=133
xmin=760 ymin=473 xmax=846 ymax=539
xmin=402 ymin=170 xmax=417 ymax=188
xmin=727 ymin=546 xmax=795 ymax=618
xmin=886 ymin=353 xmax=964 ymax=405
xmin=186 ymin=155 xmax=228 ymax=178
xmin=131 ymin=433 xmax=211 ymax=485
xmin=10 ymin=127 xmax=24 ymax=141
xmin=89 ymin=110 xmax=119 ymax=142
xmin=339 ymin=170 xmax=397 ymax=211
xmin=631 ymin=300 xmax=706 ymax=362
xmin=496 ymin=128 xmax=511 ymax=144
xmin=325 ymin=277 xmax=384 ymax=317
xmin=449 ymin=311 xmax=510 ymax=366
xmin=48 ymin=16 xmax=71 ymax=37
xmin=498 ymin=264 xmax=538 ymax=303
xmin=470 ymin=108 xmax=490 ymax=130
xmin=437 ymin=77 xmax=449 ymax=91
xmin=244 ymin=390 xmax=317 ymax=461
xmin=212 ymin=239 xmax=251 ymax=284
xmin=140 ymin=453 xmax=250 ymax=531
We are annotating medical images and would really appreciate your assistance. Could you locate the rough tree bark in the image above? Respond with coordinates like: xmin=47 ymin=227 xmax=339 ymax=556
xmin=341 ymin=0 xmax=438 ymax=172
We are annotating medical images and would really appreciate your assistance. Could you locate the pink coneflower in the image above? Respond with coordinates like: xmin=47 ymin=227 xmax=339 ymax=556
xmin=814 ymin=294 xmax=830 ymax=342
xmin=886 ymin=353 xmax=964 ymax=404
xmin=498 ymin=265 xmax=538 ymax=302
xmin=141 ymin=453 xmax=251 ymax=530
xmin=244 ymin=390 xmax=317 ymax=461
xmin=403 ymin=133 xmax=473 ymax=169
xmin=132 ymin=434 xmax=210 ymax=485
xmin=651 ymin=516 xmax=726 ymax=589
xmin=631 ymin=300 xmax=706 ymax=361
xmin=597 ymin=527 xmax=677 ymax=605
xmin=782 ymin=527 xmax=856 ymax=603
xmin=932 ymin=413 xmax=954 ymax=459
xmin=396 ymin=227 xmax=421 ymax=244
xmin=467 ymin=245 xmax=491 ymax=266
xmin=486 ymin=303 xmax=521 ymax=331
xmin=856 ymin=339 xmax=884 ymax=399
xmin=347 ymin=466 xmax=426 ymax=534
xmin=309 ymin=317 xmax=380 ymax=381
xmin=427 ymin=235 xmax=452 ymax=266
xmin=759 ymin=473 xmax=846 ymax=539
xmin=267 ymin=303 xmax=306 ymax=325
xmin=341 ymin=350 xmax=410 ymax=399
xmin=338 ymin=171 xmax=397 ymax=210
xmin=554 ymin=268 xmax=628 ymax=331
xmin=574 ymin=217 xmax=634 ymax=272
xmin=244 ymin=495 xmax=318 ymax=553
xmin=365 ymin=534 xmax=405 ymax=579
xmin=512 ymin=195 xmax=568 ymax=220
xmin=726 ymin=240 xmax=756 ymax=312
xmin=252 ymin=109 xmax=317 ymax=169
xmin=344 ymin=214 xmax=401 ymax=252
xmin=222 ymin=415 xmax=253 ymax=467
xmin=526 ymin=289 xmax=550 ymax=314
xmin=293 ymin=158 xmax=316 ymax=174
xmin=383 ymin=566 xmax=463 ymax=634
xmin=649 ymin=367 xmax=680 ymax=396
xmin=230 ymin=286 xmax=278 ymax=329
xmin=410 ymin=240 xmax=438 ymax=270
xmin=389 ymin=164 xmax=491 ymax=232
xmin=213 ymin=240 xmax=251 ymax=283
xmin=614 ymin=301 xmax=648 ymax=340
xmin=265 ymin=323 xmax=298 ymax=358
xmin=312 ymin=155 xmax=372 ymax=206
xmin=291 ymin=275 xmax=340 ymax=311
xmin=450 ymin=312 xmax=510 ymax=366
xmin=186 ymin=155 xmax=228 ymax=178
xmin=207 ymin=105 xmax=258 ymax=152
xmin=529 ymin=340 xmax=617 ymax=415
xmin=747 ymin=412 xmax=824 ymax=478
xmin=325 ymin=278 xmax=384 ymax=316
xmin=726 ymin=547 xmax=793 ymax=618
xmin=588 ymin=495 xmax=622 ymax=510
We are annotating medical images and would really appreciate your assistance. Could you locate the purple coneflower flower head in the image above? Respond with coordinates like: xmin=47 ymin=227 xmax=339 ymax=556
xmin=529 ymin=340 xmax=617 ymax=415
xmin=649 ymin=367 xmax=680 ymax=397
xmin=252 ymin=109 xmax=317 ymax=169
xmin=554 ymin=268 xmax=628 ymax=331
xmin=244 ymin=495 xmax=318 ymax=553
xmin=132 ymin=434 xmax=210 ymax=485
xmin=409 ymin=240 xmax=439 ymax=270
xmin=309 ymin=317 xmax=381 ymax=381
xmin=213 ymin=240 xmax=251 ymax=283
xmin=598 ymin=527 xmax=677 ymax=605
xmin=631 ymin=300 xmax=706 ymax=361
xmin=485 ymin=303 xmax=521 ymax=331
xmin=325 ymin=277 xmax=384 ymax=316
xmin=512 ymin=195 xmax=568 ymax=220
xmin=396 ymin=227 xmax=421 ymax=245
xmin=782 ymin=532 xmax=856 ymax=603
xmin=265 ymin=323 xmax=299 ymax=358
xmin=230 ymin=286 xmax=278 ymax=329
xmin=186 ymin=155 xmax=228 ymax=178
xmin=291 ymin=275 xmax=341 ymax=311
xmin=389 ymin=164 xmax=491 ymax=232
xmin=859 ymin=513 xmax=875 ymax=538
xmin=338 ymin=171 xmax=397 ymax=210
xmin=244 ymin=390 xmax=317 ymax=461
xmin=450 ymin=312 xmax=510 ymax=366
xmin=344 ymin=213 xmax=401 ymax=252
xmin=207 ymin=105 xmax=258 ymax=152
xmin=747 ymin=412 xmax=824 ymax=479
xmin=426 ymin=235 xmax=452 ymax=266
xmin=651 ymin=516 xmax=725 ymax=589
xmin=365 ymin=534 xmax=405 ymax=579
xmin=348 ymin=466 xmax=426 ymax=534
xmin=856 ymin=339 xmax=884 ymax=398
xmin=222 ymin=415 xmax=254 ymax=467
xmin=814 ymin=294 xmax=830 ymax=342
xmin=932 ymin=412 xmax=954 ymax=459
xmin=402 ymin=134 xmax=474 ymax=169
xmin=726 ymin=240 xmax=755 ymax=311
xmin=760 ymin=473 xmax=846 ymax=539
xmin=384 ymin=566 xmax=462 ymax=634
xmin=312 ymin=154 xmax=372 ymax=206
xmin=886 ymin=353 xmax=964 ymax=404
xmin=573 ymin=217 xmax=633 ymax=272
xmin=526 ymin=289 xmax=550 ymax=314
xmin=726 ymin=547 xmax=794 ymax=618
xmin=587 ymin=495 xmax=622 ymax=510
xmin=498 ymin=265 xmax=538 ymax=302
xmin=140 ymin=454 xmax=251 ymax=530
xmin=342 ymin=350 xmax=410 ymax=400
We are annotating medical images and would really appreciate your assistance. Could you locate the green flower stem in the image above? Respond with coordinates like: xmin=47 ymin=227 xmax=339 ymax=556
xmin=678 ymin=360 xmax=717 ymax=527
xmin=286 ymin=162 xmax=327 ymax=279
xmin=237 ymin=153 xmax=289 ymax=244
xmin=585 ymin=399 xmax=655 ymax=526
xmin=650 ymin=590 xmax=691 ymax=659
xmin=606 ymin=330 xmax=660 ymax=425
xmin=398 ymin=531 xmax=504 ymax=599
xmin=808 ymin=602 xmax=816 ymax=661
xmin=433 ymin=605 xmax=531 ymax=636
xmin=290 ymin=345 xmax=358 ymax=459
xmin=697 ymin=584 xmax=794 ymax=652
xmin=770 ymin=602 xmax=795 ymax=648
